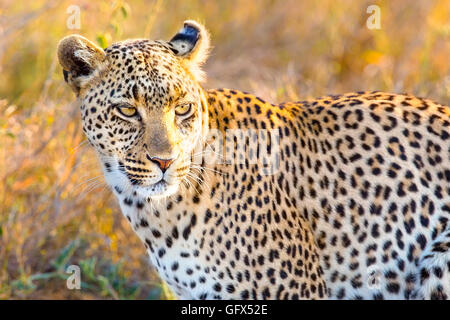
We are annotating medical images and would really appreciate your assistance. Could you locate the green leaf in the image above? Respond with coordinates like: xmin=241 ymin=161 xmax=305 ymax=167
xmin=121 ymin=5 xmax=128 ymax=18
xmin=29 ymin=272 xmax=60 ymax=281
xmin=110 ymin=22 xmax=120 ymax=35
xmin=79 ymin=257 xmax=97 ymax=280
xmin=6 ymin=132 xmax=15 ymax=139
xmin=96 ymin=34 xmax=108 ymax=49
xmin=51 ymin=239 xmax=80 ymax=271
xmin=147 ymin=286 xmax=162 ymax=300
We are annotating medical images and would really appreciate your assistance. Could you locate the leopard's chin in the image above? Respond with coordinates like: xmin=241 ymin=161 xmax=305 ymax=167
xmin=135 ymin=180 xmax=179 ymax=199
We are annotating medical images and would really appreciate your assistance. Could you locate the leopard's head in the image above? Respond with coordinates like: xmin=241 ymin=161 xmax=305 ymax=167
xmin=58 ymin=21 xmax=210 ymax=199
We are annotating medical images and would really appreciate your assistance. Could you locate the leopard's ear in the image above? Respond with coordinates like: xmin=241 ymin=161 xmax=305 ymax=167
xmin=57 ymin=35 xmax=107 ymax=94
xmin=169 ymin=20 xmax=211 ymax=81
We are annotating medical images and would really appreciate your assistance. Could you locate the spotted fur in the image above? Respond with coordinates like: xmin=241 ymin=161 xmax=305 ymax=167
xmin=58 ymin=21 xmax=450 ymax=300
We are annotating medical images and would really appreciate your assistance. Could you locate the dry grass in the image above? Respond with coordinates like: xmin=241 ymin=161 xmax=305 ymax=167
xmin=0 ymin=0 xmax=449 ymax=299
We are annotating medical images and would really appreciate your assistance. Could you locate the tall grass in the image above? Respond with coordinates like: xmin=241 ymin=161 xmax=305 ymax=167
xmin=0 ymin=0 xmax=449 ymax=299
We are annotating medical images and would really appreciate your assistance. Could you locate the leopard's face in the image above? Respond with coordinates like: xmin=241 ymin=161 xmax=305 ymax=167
xmin=58 ymin=21 xmax=210 ymax=199
xmin=83 ymin=41 xmax=206 ymax=198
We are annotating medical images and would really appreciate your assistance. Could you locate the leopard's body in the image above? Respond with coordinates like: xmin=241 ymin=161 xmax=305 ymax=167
xmin=58 ymin=21 xmax=450 ymax=300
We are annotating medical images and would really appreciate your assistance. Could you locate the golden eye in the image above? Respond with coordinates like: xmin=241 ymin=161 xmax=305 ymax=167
xmin=175 ymin=103 xmax=193 ymax=116
xmin=118 ymin=106 xmax=137 ymax=117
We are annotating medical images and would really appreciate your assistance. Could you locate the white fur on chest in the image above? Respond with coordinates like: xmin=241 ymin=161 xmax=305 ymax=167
xmin=116 ymin=190 xmax=218 ymax=299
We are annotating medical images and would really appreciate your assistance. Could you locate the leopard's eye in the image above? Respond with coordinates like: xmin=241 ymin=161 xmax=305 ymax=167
xmin=175 ymin=103 xmax=193 ymax=117
xmin=117 ymin=106 xmax=137 ymax=117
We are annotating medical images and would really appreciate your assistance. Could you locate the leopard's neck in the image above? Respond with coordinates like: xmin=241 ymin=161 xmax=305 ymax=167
xmin=113 ymin=88 xmax=326 ymax=299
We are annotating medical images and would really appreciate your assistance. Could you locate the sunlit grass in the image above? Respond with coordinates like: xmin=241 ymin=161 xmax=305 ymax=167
xmin=0 ymin=0 xmax=449 ymax=299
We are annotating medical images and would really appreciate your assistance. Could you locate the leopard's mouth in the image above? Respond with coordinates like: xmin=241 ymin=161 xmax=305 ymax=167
xmin=135 ymin=179 xmax=179 ymax=199
xmin=102 ymin=157 xmax=180 ymax=200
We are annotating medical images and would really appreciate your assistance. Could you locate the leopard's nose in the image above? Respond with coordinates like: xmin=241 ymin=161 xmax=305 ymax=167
xmin=149 ymin=157 xmax=175 ymax=173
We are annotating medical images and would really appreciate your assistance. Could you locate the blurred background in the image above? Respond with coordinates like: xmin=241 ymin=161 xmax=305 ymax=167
xmin=0 ymin=0 xmax=449 ymax=299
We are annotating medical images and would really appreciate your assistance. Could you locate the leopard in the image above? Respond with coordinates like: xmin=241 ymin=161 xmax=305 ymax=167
xmin=57 ymin=20 xmax=450 ymax=299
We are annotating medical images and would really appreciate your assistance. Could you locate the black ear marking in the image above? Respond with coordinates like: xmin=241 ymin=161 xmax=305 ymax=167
xmin=71 ymin=54 xmax=94 ymax=76
xmin=169 ymin=23 xmax=200 ymax=56
xmin=166 ymin=20 xmax=210 ymax=80
xmin=63 ymin=69 xmax=69 ymax=83
xmin=57 ymin=34 xmax=106 ymax=93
